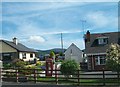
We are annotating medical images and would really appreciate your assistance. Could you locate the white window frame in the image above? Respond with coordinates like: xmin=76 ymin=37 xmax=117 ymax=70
xmin=95 ymin=55 xmax=105 ymax=65
xmin=22 ymin=53 xmax=26 ymax=59
xmin=98 ymin=38 xmax=108 ymax=45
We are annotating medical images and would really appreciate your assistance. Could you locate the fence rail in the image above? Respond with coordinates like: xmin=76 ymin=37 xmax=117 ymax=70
xmin=0 ymin=68 xmax=120 ymax=86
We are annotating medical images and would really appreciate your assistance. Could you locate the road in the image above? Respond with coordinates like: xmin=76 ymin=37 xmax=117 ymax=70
xmin=1 ymin=82 xmax=120 ymax=87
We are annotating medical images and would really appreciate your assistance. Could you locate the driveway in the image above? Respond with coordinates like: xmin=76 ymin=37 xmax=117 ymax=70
xmin=80 ymin=71 xmax=118 ymax=78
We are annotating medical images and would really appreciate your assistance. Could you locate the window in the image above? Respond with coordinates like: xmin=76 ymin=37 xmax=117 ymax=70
xmin=2 ymin=53 xmax=11 ymax=61
xmin=70 ymin=49 xmax=72 ymax=54
xmin=95 ymin=55 xmax=106 ymax=65
xmin=98 ymin=38 xmax=108 ymax=45
xmin=30 ymin=53 xmax=33 ymax=58
xmin=22 ymin=53 xmax=26 ymax=59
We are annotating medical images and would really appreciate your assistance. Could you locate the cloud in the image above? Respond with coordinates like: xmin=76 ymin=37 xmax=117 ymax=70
xmin=86 ymin=11 xmax=118 ymax=29
xmin=29 ymin=35 xmax=45 ymax=43
xmin=2 ymin=2 xmax=86 ymax=16
xmin=2 ymin=2 xmax=118 ymax=50
xmin=42 ymin=30 xmax=82 ymax=35
xmin=86 ymin=11 xmax=109 ymax=27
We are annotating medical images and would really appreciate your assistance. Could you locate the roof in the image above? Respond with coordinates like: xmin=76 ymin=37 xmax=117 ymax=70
xmin=65 ymin=43 xmax=82 ymax=54
xmin=1 ymin=40 xmax=37 ymax=52
xmin=85 ymin=32 xmax=120 ymax=54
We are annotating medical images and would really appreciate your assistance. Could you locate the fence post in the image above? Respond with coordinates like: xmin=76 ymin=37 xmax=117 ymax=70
xmin=55 ymin=63 xmax=58 ymax=85
xmin=34 ymin=69 xmax=37 ymax=83
xmin=0 ymin=68 xmax=2 ymax=84
xmin=0 ymin=67 xmax=2 ymax=84
xmin=117 ymin=71 xmax=119 ymax=86
xmin=16 ymin=69 xmax=18 ymax=83
xmin=78 ymin=70 xmax=80 ymax=86
xmin=102 ymin=68 xmax=105 ymax=86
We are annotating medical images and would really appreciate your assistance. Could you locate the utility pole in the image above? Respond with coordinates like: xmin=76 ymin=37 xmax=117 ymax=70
xmin=61 ymin=33 xmax=64 ymax=55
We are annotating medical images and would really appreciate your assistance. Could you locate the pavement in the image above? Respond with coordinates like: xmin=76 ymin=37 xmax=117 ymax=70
xmin=80 ymin=71 xmax=118 ymax=78
xmin=1 ymin=82 xmax=120 ymax=87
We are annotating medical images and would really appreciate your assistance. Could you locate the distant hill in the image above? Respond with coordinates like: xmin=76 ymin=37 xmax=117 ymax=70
xmin=37 ymin=48 xmax=66 ymax=55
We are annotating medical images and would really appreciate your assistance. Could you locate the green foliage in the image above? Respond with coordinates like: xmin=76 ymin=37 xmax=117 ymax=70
xmin=3 ymin=63 xmax=12 ymax=68
xmin=5 ymin=71 xmax=16 ymax=77
xmin=60 ymin=60 xmax=79 ymax=78
xmin=21 ymin=65 xmax=37 ymax=75
xmin=50 ymin=51 xmax=55 ymax=58
xmin=59 ymin=52 xmax=64 ymax=56
xmin=36 ymin=61 xmax=42 ymax=66
xmin=56 ymin=59 xmax=63 ymax=62
xmin=15 ymin=60 xmax=26 ymax=68
xmin=11 ymin=59 xmax=26 ymax=68
xmin=106 ymin=43 xmax=120 ymax=71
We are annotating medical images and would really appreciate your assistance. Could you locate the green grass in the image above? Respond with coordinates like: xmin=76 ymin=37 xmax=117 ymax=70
xmin=28 ymin=76 xmax=120 ymax=85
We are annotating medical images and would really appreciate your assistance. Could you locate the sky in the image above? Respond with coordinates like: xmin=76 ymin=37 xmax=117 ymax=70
xmin=0 ymin=0 xmax=119 ymax=50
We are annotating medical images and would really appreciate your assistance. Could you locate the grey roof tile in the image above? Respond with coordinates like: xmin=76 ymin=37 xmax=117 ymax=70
xmin=85 ymin=32 xmax=120 ymax=54
xmin=1 ymin=40 xmax=36 ymax=52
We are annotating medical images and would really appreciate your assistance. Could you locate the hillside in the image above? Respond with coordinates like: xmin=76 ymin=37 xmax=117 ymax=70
xmin=37 ymin=48 xmax=66 ymax=55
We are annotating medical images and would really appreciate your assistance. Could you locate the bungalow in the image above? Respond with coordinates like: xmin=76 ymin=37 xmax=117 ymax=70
xmin=84 ymin=31 xmax=120 ymax=70
xmin=65 ymin=43 xmax=83 ymax=64
xmin=0 ymin=37 xmax=37 ymax=63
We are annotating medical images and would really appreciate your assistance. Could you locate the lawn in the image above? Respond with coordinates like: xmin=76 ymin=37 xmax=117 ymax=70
xmin=27 ymin=76 xmax=120 ymax=86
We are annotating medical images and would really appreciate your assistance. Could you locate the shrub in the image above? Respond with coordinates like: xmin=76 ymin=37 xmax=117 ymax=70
xmin=36 ymin=61 xmax=41 ymax=66
xmin=106 ymin=43 xmax=120 ymax=71
xmin=11 ymin=59 xmax=26 ymax=68
xmin=60 ymin=60 xmax=79 ymax=79
xmin=56 ymin=59 xmax=63 ymax=62
xmin=3 ymin=63 xmax=12 ymax=68
xmin=15 ymin=60 xmax=26 ymax=68
xmin=50 ymin=51 xmax=55 ymax=58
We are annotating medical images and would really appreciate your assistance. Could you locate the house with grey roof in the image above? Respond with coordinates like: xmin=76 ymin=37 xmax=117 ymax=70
xmin=0 ymin=37 xmax=37 ymax=63
xmin=84 ymin=31 xmax=120 ymax=70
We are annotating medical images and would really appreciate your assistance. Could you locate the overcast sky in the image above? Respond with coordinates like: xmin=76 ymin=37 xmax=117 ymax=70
xmin=1 ymin=0 xmax=119 ymax=50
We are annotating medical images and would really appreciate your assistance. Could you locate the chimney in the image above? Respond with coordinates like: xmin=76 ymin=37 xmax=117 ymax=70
xmin=84 ymin=30 xmax=90 ymax=43
xmin=13 ymin=37 xmax=18 ymax=45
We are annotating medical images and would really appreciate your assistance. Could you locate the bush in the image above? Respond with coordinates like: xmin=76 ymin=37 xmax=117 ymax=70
xmin=56 ymin=59 xmax=63 ymax=62
xmin=36 ymin=61 xmax=42 ymax=66
xmin=106 ymin=43 xmax=120 ymax=71
xmin=11 ymin=59 xmax=26 ymax=68
xmin=60 ymin=60 xmax=79 ymax=79
xmin=21 ymin=65 xmax=37 ymax=75
xmin=3 ymin=63 xmax=12 ymax=68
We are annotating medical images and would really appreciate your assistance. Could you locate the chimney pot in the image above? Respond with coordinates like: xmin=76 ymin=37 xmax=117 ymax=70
xmin=13 ymin=37 xmax=18 ymax=45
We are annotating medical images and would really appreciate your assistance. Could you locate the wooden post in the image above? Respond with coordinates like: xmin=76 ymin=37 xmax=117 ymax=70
xmin=0 ymin=68 xmax=2 ymax=83
xmin=103 ymin=68 xmax=105 ymax=86
xmin=55 ymin=64 xmax=58 ymax=85
xmin=34 ymin=69 xmax=37 ymax=83
xmin=16 ymin=69 xmax=18 ymax=83
xmin=117 ymin=71 xmax=119 ymax=86
xmin=78 ymin=70 xmax=80 ymax=86
xmin=0 ymin=67 xmax=2 ymax=87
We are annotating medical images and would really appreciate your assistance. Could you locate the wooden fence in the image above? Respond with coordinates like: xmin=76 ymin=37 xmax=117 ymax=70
xmin=0 ymin=68 xmax=120 ymax=86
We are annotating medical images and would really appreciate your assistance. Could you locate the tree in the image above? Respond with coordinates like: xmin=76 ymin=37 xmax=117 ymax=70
xmin=50 ymin=51 xmax=55 ymax=62
xmin=50 ymin=51 xmax=55 ymax=58
xmin=60 ymin=60 xmax=79 ymax=79
xmin=106 ymin=43 xmax=120 ymax=71
xmin=59 ymin=52 xmax=64 ymax=56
